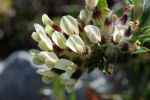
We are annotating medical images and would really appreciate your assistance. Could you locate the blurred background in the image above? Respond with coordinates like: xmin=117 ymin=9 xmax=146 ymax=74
xmin=0 ymin=0 xmax=150 ymax=100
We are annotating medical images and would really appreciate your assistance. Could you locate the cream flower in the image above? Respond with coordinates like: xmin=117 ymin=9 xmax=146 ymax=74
xmin=84 ymin=25 xmax=101 ymax=43
xmin=42 ymin=14 xmax=54 ymax=26
xmin=34 ymin=23 xmax=53 ymax=51
xmin=40 ymin=51 xmax=59 ymax=68
xmin=31 ymin=32 xmax=41 ymax=42
xmin=45 ymin=25 xmax=53 ymax=37
xmin=54 ymin=59 xmax=77 ymax=75
xmin=51 ymin=31 xmax=67 ymax=49
xmin=60 ymin=15 xmax=79 ymax=35
xmin=37 ymin=69 xmax=59 ymax=84
xmin=112 ymin=26 xmax=124 ymax=43
xmin=66 ymin=34 xmax=86 ymax=55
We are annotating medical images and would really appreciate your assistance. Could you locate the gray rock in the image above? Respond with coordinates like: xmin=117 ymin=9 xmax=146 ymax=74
xmin=0 ymin=51 xmax=49 ymax=100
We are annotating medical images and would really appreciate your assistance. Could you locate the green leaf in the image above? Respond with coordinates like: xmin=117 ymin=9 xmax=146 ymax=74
xmin=132 ymin=26 xmax=150 ymax=40
xmin=133 ymin=47 xmax=150 ymax=54
xmin=126 ymin=0 xmax=134 ymax=21
xmin=139 ymin=34 xmax=150 ymax=43
xmin=138 ymin=0 xmax=150 ymax=27
xmin=140 ymin=26 xmax=150 ymax=33
xmin=97 ymin=0 xmax=108 ymax=16
xmin=139 ymin=34 xmax=150 ymax=39
xmin=142 ymin=37 xmax=150 ymax=44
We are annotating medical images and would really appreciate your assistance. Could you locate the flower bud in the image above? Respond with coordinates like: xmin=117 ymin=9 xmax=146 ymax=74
xmin=113 ymin=33 xmax=123 ymax=43
xmin=84 ymin=25 xmax=101 ymax=43
xmin=31 ymin=32 xmax=41 ymax=42
xmin=34 ymin=24 xmax=53 ymax=51
xmin=79 ymin=10 xmax=93 ymax=24
xmin=66 ymin=34 xmax=86 ymax=55
xmin=38 ymin=39 xmax=53 ymax=51
xmin=60 ymin=15 xmax=79 ymax=35
xmin=112 ymin=26 xmax=124 ymax=43
xmin=45 ymin=25 xmax=53 ymax=37
xmin=104 ymin=11 xmax=115 ymax=36
xmin=42 ymin=14 xmax=54 ymax=26
xmin=52 ymin=31 xmax=67 ymax=49
xmin=32 ymin=53 xmax=45 ymax=65
xmin=125 ymin=4 xmax=134 ymax=15
xmin=42 ymin=76 xmax=54 ymax=84
xmin=37 ymin=69 xmax=58 ymax=77
xmin=40 ymin=51 xmax=59 ymax=68
xmin=129 ymin=20 xmax=139 ymax=31
xmin=29 ymin=49 xmax=40 ymax=56
xmin=93 ymin=7 xmax=104 ymax=28
xmin=34 ymin=23 xmax=46 ymax=36
xmin=129 ymin=40 xmax=141 ymax=52
xmin=85 ymin=0 xmax=99 ymax=10
xmin=54 ymin=59 xmax=77 ymax=75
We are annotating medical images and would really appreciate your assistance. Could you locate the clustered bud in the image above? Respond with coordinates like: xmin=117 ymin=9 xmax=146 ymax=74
xmin=30 ymin=0 xmax=139 ymax=93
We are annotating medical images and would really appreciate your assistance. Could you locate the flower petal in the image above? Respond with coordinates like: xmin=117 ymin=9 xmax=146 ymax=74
xmin=40 ymin=51 xmax=58 ymax=68
xmin=54 ymin=59 xmax=77 ymax=74
xmin=31 ymin=32 xmax=41 ymax=42
xmin=38 ymin=39 xmax=53 ymax=51
xmin=42 ymin=76 xmax=54 ymax=84
xmin=112 ymin=26 xmax=124 ymax=43
xmin=42 ymin=14 xmax=54 ymax=26
xmin=29 ymin=49 xmax=40 ymax=56
xmin=32 ymin=53 xmax=45 ymax=65
xmin=60 ymin=15 xmax=79 ymax=35
xmin=34 ymin=23 xmax=46 ymax=37
xmin=66 ymin=34 xmax=86 ymax=55
xmin=45 ymin=25 xmax=53 ymax=37
xmin=84 ymin=25 xmax=101 ymax=43
xmin=52 ymin=31 xmax=67 ymax=49
xmin=37 ymin=69 xmax=58 ymax=77
xmin=79 ymin=10 xmax=93 ymax=24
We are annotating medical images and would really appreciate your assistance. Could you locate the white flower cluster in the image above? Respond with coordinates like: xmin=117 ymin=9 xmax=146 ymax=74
xmin=30 ymin=0 xmax=139 ymax=92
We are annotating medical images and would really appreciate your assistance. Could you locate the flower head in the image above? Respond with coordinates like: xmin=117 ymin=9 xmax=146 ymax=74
xmin=29 ymin=0 xmax=138 ymax=93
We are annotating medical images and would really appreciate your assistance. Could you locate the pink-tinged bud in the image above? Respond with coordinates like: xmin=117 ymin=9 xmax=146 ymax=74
xmin=129 ymin=21 xmax=139 ymax=31
xmin=104 ymin=11 xmax=115 ymax=36
xmin=119 ymin=14 xmax=128 ymax=25
xmin=110 ymin=36 xmax=118 ymax=45
xmin=93 ymin=7 xmax=104 ymax=27
xmin=79 ymin=10 xmax=93 ymax=24
xmin=112 ymin=26 xmax=124 ymax=43
xmin=85 ymin=0 xmax=99 ymax=10
xmin=125 ymin=4 xmax=134 ymax=15
xmin=129 ymin=40 xmax=141 ymax=52
xmin=124 ymin=26 xmax=132 ymax=37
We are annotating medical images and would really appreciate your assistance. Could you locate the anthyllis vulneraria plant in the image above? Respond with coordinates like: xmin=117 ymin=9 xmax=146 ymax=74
xmin=30 ymin=0 xmax=150 ymax=92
